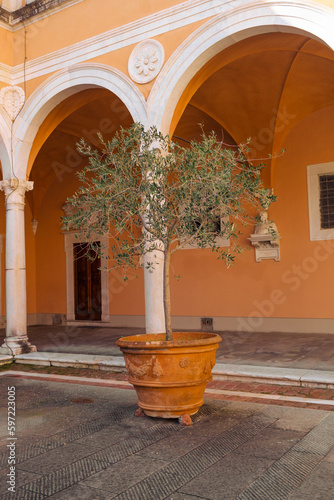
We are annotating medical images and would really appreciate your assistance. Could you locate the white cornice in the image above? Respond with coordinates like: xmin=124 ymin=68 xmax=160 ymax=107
xmin=2 ymin=0 xmax=238 ymax=85
xmin=0 ymin=0 xmax=85 ymax=30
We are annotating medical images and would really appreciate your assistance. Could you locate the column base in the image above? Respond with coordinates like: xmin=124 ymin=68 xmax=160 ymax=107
xmin=0 ymin=339 xmax=37 ymax=356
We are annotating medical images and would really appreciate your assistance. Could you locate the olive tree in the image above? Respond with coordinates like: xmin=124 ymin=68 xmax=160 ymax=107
xmin=62 ymin=123 xmax=276 ymax=340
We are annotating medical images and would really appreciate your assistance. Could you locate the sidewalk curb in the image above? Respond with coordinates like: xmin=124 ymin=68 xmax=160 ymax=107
xmin=214 ymin=362 xmax=334 ymax=389
xmin=8 ymin=352 xmax=334 ymax=389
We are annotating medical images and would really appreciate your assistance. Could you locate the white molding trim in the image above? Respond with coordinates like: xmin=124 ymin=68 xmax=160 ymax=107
xmin=63 ymin=232 xmax=110 ymax=323
xmin=307 ymin=161 xmax=334 ymax=241
xmin=147 ymin=0 xmax=334 ymax=132
xmin=1 ymin=0 xmax=332 ymax=87
xmin=10 ymin=63 xmax=147 ymax=180
xmin=0 ymin=110 xmax=11 ymax=178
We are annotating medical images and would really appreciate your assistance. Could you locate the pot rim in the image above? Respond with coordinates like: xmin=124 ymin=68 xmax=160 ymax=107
xmin=116 ymin=331 xmax=222 ymax=349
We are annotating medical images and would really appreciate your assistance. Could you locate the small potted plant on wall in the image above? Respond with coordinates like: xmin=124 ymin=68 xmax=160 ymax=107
xmin=63 ymin=123 xmax=275 ymax=424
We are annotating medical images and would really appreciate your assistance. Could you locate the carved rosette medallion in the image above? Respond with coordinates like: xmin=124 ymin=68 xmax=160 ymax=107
xmin=0 ymin=86 xmax=25 ymax=121
xmin=179 ymin=357 xmax=190 ymax=369
xmin=128 ymin=39 xmax=164 ymax=84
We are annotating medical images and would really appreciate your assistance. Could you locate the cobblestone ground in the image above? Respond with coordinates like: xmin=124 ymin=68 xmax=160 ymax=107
xmin=1 ymin=369 xmax=334 ymax=499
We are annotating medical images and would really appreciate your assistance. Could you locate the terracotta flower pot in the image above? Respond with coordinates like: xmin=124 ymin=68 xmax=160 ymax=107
xmin=116 ymin=332 xmax=222 ymax=419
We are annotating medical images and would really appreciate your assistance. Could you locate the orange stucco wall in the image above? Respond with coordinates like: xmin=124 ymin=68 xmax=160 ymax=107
xmin=12 ymin=0 xmax=188 ymax=65
xmin=28 ymin=134 xmax=145 ymax=318
xmin=32 ymin=190 xmax=145 ymax=317
xmin=169 ymin=104 xmax=334 ymax=321
xmin=26 ymin=100 xmax=334 ymax=322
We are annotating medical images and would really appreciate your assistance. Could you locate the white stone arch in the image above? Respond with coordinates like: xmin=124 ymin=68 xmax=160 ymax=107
xmin=148 ymin=0 xmax=334 ymax=133
xmin=11 ymin=63 xmax=148 ymax=179
xmin=0 ymin=110 xmax=12 ymax=179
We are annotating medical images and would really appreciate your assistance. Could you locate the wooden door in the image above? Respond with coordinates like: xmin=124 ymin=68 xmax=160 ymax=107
xmin=74 ymin=242 xmax=102 ymax=321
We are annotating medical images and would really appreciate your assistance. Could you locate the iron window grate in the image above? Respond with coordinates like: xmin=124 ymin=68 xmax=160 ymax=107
xmin=319 ymin=174 xmax=334 ymax=229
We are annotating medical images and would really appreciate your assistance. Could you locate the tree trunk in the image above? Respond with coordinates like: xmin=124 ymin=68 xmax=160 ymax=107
xmin=163 ymin=246 xmax=173 ymax=340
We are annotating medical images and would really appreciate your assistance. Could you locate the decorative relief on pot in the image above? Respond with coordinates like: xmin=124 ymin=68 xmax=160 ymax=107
xmin=0 ymin=86 xmax=25 ymax=121
xmin=152 ymin=358 xmax=164 ymax=377
xmin=125 ymin=358 xmax=152 ymax=378
xmin=128 ymin=39 xmax=164 ymax=84
xmin=203 ymin=360 xmax=214 ymax=375
xmin=179 ymin=357 xmax=190 ymax=369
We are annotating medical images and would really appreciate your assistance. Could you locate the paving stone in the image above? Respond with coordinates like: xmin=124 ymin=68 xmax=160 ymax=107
xmin=233 ymin=427 xmax=306 ymax=460
xmin=120 ymin=414 xmax=164 ymax=432
xmin=0 ymin=467 xmax=42 ymax=495
xmin=114 ymin=413 xmax=276 ymax=500
xmin=323 ymin=447 xmax=334 ymax=463
xmin=271 ymin=406 xmax=329 ymax=431
xmin=22 ymin=457 xmax=105 ymax=496
xmin=0 ymin=409 xmax=134 ymax=470
xmin=289 ymin=462 xmax=334 ymax=499
xmin=164 ymin=494 xmax=210 ymax=500
xmin=179 ymin=453 xmax=274 ymax=499
xmin=137 ymin=432 xmax=208 ymax=461
xmin=74 ymin=423 xmax=138 ymax=451
xmin=18 ymin=441 xmax=97 ymax=475
xmin=234 ymin=413 xmax=334 ymax=500
xmin=0 ymin=489 xmax=45 ymax=500
xmin=221 ymin=401 xmax=266 ymax=417
xmin=82 ymin=454 xmax=169 ymax=493
xmin=43 ymin=483 xmax=114 ymax=499
xmin=182 ymin=414 xmax=240 ymax=438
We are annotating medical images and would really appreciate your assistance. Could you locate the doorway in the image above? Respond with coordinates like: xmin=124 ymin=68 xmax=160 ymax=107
xmin=74 ymin=242 xmax=102 ymax=321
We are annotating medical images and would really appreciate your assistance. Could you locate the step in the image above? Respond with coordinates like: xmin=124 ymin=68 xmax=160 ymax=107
xmin=13 ymin=353 xmax=334 ymax=389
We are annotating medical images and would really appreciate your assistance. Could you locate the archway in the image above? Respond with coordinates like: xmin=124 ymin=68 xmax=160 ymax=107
xmin=148 ymin=1 xmax=334 ymax=134
xmin=1 ymin=65 xmax=147 ymax=353
xmin=151 ymin=22 xmax=334 ymax=333
xmin=27 ymin=86 xmax=146 ymax=333
xmin=13 ymin=64 xmax=147 ymax=180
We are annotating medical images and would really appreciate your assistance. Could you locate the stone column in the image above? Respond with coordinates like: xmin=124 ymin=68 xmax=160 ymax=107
xmin=144 ymin=250 xmax=166 ymax=334
xmin=0 ymin=179 xmax=36 ymax=355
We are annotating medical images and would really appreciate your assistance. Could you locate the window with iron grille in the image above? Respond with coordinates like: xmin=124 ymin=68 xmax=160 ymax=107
xmin=319 ymin=174 xmax=334 ymax=229
xmin=307 ymin=162 xmax=334 ymax=241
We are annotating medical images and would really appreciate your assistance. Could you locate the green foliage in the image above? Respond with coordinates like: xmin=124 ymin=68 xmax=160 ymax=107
xmin=62 ymin=123 xmax=276 ymax=337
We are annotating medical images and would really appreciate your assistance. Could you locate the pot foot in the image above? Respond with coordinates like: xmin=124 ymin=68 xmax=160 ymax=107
xmin=179 ymin=413 xmax=192 ymax=426
xmin=135 ymin=407 xmax=147 ymax=417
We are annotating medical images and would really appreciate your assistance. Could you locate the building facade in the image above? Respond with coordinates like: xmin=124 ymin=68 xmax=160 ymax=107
xmin=1 ymin=0 xmax=334 ymax=354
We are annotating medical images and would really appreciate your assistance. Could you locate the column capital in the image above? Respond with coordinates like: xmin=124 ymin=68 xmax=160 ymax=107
xmin=0 ymin=179 xmax=33 ymax=205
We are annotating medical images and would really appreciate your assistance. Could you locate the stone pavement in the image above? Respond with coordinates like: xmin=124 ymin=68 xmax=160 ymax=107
xmin=1 ymin=371 xmax=334 ymax=499
xmin=20 ymin=326 xmax=334 ymax=371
